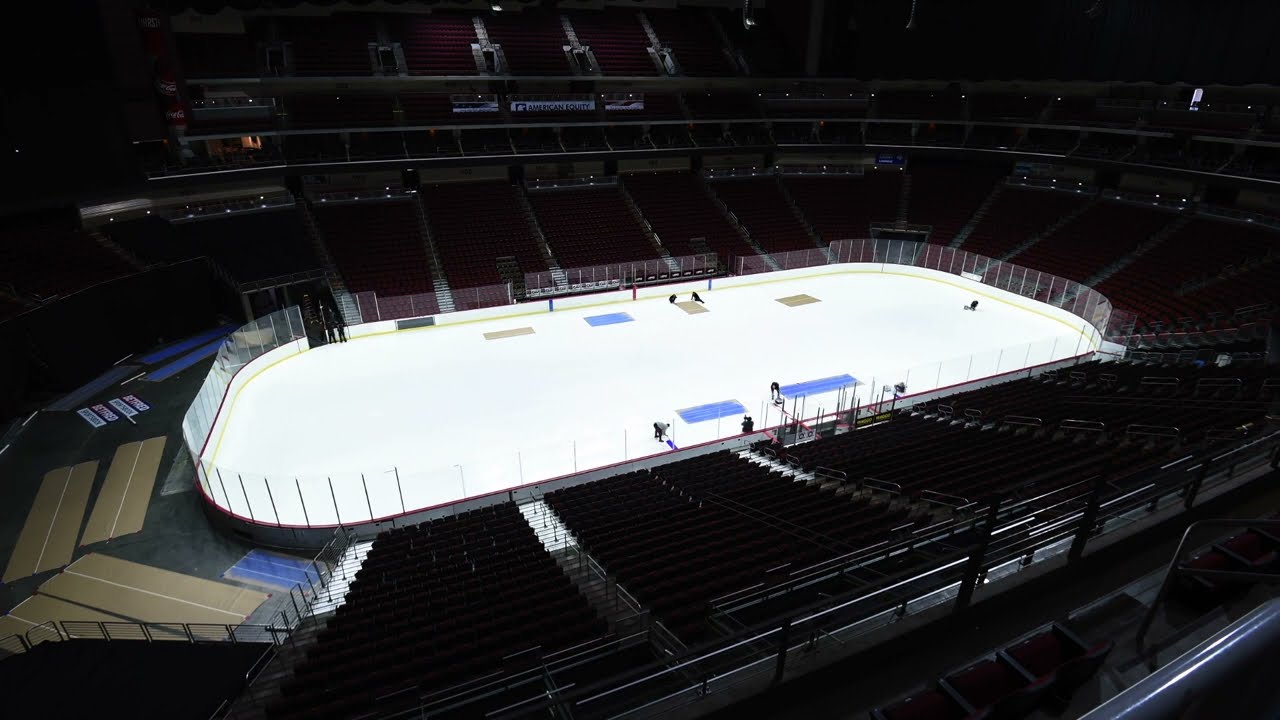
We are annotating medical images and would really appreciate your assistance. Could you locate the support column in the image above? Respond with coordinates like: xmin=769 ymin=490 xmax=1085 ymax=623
xmin=1069 ymin=475 xmax=1108 ymax=563
xmin=955 ymin=499 xmax=1000 ymax=613
xmin=240 ymin=292 xmax=254 ymax=323
xmin=804 ymin=0 xmax=826 ymax=77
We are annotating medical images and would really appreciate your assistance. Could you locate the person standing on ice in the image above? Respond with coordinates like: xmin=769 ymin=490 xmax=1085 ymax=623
xmin=321 ymin=305 xmax=338 ymax=344
xmin=654 ymin=421 xmax=669 ymax=441
xmin=770 ymin=381 xmax=783 ymax=405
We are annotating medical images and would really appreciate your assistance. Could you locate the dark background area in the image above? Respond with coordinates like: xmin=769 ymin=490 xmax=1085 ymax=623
xmin=810 ymin=0 xmax=1280 ymax=83
xmin=0 ymin=259 xmax=237 ymax=422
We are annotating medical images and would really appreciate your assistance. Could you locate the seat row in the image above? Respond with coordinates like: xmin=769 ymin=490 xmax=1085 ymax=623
xmin=270 ymin=503 xmax=605 ymax=720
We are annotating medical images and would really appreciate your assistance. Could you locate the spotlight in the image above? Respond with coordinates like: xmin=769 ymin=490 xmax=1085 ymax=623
xmin=491 ymin=2 xmax=502 ymax=11
xmin=742 ymin=0 xmax=755 ymax=28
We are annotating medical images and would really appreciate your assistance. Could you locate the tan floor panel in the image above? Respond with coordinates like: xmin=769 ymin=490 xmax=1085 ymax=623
xmin=3 ymin=462 xmax=98 ymax=583
xmin=776 ymin=294 xmax=820 ymax=307
xmin=675 ymin=301 xmax=709 ymax=314
xmin=0 ymin=616 xmax=32 ymax=641
xmin=41 ymin=571 xmax=251 ymax=625
xmin=10 ymin=594 xmax=132 ymax=628
xmin=109 ymin=436 xmax=165 ymax=541
xmin=80 ymin=441 xmax=142 ymax=545
xmin=483 ymin=326 xmax=535 ymax=340
xmin=35 ymin=462 xmax=98 ymax=575
xmin=68 ymin=553 xmax=267 ymax=619
xmin=3 ymin=466 xmax=72 ymax=583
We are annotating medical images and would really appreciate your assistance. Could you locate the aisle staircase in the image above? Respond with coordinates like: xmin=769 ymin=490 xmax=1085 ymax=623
xmin=295 ymin=199 xmax=362 ymax=323
xmin=998 ymin=197 xmax=1098 ymax=262
xmin=897 ymin=172 xmax=912 ymax=222
xmin=776 ymin=175 xmax=826 ymax=250
xmin=413 ymin=195 xmax=456 ymax=313
xmin=951 ymin=182 xmax=1007 ymax=249
xmin=619 ymin=179 xmax=680 ymax=272
xmin=516 ymin=185 xmax=569 ymax=291
xmin=519 ymin=500 xmax=651 ymax=636
xmin=700 ymin=176 xmax=781 ymax=271
xmin=87 ymin=228 xmax=149 ymax=271
xmin=1084 ymin=214 xmax=1192 ymax=288
xmin=227 ymin=538 xmax=372 ymax=720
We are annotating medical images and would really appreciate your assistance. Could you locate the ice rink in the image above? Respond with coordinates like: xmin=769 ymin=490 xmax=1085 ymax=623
xmin=207 ymin=270 xmax=1093 ymax=525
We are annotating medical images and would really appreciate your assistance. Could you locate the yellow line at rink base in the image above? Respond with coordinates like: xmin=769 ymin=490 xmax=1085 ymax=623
xmin=2 ymin=461 xmax=98 ymax=583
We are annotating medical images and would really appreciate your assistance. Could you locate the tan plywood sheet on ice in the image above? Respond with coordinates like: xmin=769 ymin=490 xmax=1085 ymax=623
xmin=675 ymin=302 xmax=709 ymax=315
xmin=776 ymin=294 xmax=820 ymax=307
xmin=483 ymin=327 xmax=536 ymax=340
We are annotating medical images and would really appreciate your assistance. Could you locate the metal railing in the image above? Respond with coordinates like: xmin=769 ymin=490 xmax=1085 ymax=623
xmin=1134 ymin=518 xmax=1280 ymax=658
xmin=0 ymin=620 xmax=284 ymax=660
xmin=213 ymin=526 xmax=355 ymax=719
xmin=525 ymin=254 xmax=718 ymax=298
xmin=0 ymin=526 xmax=351 ymax=670
xmin=1085 ymin=597 xmax=1280 ymax=720
xmin=493 ymin=427 xmax=1280 ymax=720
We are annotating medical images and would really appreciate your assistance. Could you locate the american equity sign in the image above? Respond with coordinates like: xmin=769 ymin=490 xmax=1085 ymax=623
xmin=510 ymin=100 xmax=597 ymax=112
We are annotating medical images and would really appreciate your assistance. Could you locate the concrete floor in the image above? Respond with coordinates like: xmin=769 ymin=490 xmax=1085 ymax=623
xmin=0 ymin=355 xmax=295 ymax=619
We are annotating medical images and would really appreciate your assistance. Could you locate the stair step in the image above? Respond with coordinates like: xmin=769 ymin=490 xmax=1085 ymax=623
xmin=519 ymin=500 xmax=651 ymax=632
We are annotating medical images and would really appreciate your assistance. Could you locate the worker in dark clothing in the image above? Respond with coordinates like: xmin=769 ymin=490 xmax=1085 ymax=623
xmin=741 ymin=416 xmax=754 ymax=433
xmin=331 ymin=306 xmax=348 ymax=343
xmin=691 ymin=291 xmax=704 ymax=303
xmin=669 ymin=294 xmax=677 ymax=304
xmin=321 ymin=305 xmax=337 ymax=344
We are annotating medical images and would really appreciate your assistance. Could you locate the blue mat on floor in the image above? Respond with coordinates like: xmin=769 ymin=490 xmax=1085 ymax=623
xmin=585 ymin=312 xmax=634 ymax=327
xmin=223 ymin=550 xmax=319 ymax=590
xmin=144 ymin=338 xmax=227 ymax=382
xmin=140 ymin=324 xmax=238 ymax=365
xmin=46 ymin=365 xmax=142 ymax=411
xmin=676 ymin=400 xmax=747 ymax=423
xmin=780 ymin=374 xmax=858 ymax=399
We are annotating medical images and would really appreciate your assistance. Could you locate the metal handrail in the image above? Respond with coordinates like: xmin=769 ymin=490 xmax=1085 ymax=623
xmin=1087 ymin=598 xmax=1280 ymax=720
xmin=1060 ymin=419 xmax=1107 ymax=433
xmin=920 ymin=490 xmax=973 ymax=508
xmin=862 ymin=477 xmax=903 ymax=494
xmin=1126 ymin=424 xmax=1180 ymax=438
xmin=416 ymin=431 xmax=1277 ymax=720
xmin=1134 ymin=519 xmax=1280 ymax=657
xmin=2 ymin=620 xmax=281 ymax=661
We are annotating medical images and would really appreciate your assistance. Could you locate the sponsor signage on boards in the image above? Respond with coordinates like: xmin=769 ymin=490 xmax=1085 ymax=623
xmin=511 ymin=100 xmax=596 ymax=113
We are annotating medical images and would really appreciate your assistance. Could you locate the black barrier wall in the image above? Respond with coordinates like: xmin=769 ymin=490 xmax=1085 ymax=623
xmin=0 ymin=259 xmax=238 ymax=421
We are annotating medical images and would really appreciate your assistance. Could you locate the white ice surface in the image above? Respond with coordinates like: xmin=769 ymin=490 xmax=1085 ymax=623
xmin=209 ymin=273 xmax=1087 ymax=525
